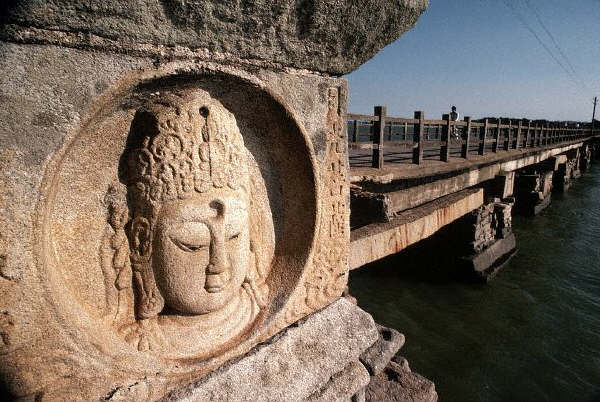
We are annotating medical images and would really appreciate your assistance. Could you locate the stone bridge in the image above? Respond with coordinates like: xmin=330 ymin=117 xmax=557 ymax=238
xmin=349 ymin=129 xmax=599 ymax=280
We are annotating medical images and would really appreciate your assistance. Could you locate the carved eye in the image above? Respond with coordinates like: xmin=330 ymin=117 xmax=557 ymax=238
xmin=168 ymin=222 xmax=210 ymax=253
xmin=199 ymin=107 xmax=209 ymax=117
xmin=229 ymin=232 xmax=241 ymax=241
xmin=171 ymin=238 xmax=209 ymax=253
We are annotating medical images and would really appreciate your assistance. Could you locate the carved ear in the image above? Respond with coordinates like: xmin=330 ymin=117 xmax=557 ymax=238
xmin=130 ymin=216 xmax=152 ymax=261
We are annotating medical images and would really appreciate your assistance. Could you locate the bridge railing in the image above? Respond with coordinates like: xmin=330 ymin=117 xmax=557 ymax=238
xmin=347 ymin=106 xmax=595 ymax=169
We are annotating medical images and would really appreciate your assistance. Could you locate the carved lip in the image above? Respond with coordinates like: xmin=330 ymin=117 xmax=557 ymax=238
xmin=205 ymin=270 xmax=230 ymax=293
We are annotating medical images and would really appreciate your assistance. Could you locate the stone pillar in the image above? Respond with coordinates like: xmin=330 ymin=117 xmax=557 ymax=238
xmin=0 ymin=1 xmax=429 ymax=400
xmin=553 ymin=162 xmax=571 ymax=192
xmin=514 ymin=166 xmax=554 ymax=216
xmin=554 ymin=149 xmax=584 ymax=192
xmin=580 ymin=144 xmax=593 ymax=172
xmin=591 ymin=139 xmax=600 ymax=160
xmin=456 ymin=198 xmax=517 ymax=282
xmin=488 ymin=171 xmax=515 ymax=199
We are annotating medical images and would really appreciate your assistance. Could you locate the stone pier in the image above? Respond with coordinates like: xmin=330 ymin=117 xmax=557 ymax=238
xmin=455 ymin=197 xmax=516 ymax=282
xmin=514 ymin=167 xmax=554 ymax=216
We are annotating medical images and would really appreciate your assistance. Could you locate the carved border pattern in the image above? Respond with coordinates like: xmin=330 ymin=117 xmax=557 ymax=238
xmin=285 ymin=86 xmax=349 ymax=323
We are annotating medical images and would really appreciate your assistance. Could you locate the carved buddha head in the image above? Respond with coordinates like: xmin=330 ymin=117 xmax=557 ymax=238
xmin=121 ymin=91 xmax=261 ymax=320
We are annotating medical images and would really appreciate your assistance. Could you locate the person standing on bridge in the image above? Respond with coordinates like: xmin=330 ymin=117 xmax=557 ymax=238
xmin=450 ymin=105 xmax=460 ymax=140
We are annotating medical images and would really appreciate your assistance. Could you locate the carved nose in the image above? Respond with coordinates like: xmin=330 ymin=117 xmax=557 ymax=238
xmin=207 ymin=227 xmax=227 ymax=274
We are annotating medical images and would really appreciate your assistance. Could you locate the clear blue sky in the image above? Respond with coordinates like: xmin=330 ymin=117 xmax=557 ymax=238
xmin=346 ymin=0 xmax=600 ymax=122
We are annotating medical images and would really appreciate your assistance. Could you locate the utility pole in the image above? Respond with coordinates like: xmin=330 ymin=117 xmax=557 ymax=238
xmin=593 ymin=96 xmax=597 ymax=136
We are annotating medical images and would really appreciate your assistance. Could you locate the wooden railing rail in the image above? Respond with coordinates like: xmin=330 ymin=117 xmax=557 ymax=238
xmin=348 ymin=106 xmax=596 ymax=169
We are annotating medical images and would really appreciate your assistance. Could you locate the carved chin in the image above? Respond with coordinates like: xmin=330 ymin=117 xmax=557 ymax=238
xmin=155 ymin=273 xmax=244 ymax=315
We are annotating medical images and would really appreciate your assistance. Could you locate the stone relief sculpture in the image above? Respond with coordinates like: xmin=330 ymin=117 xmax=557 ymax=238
xmin=22 ymin=67 xmax=344 ymax=399
xmin=101 ymin=90 xmax=271 ymax=359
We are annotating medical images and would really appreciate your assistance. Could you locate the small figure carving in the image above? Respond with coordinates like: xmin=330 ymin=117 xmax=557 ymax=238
xmin=103 ymin=90 xmax=271 ymax=359
xmin=0 ymin=310 xmax=14 ymax=348
xmin=100 ymin=184 xmax=135 ymax=327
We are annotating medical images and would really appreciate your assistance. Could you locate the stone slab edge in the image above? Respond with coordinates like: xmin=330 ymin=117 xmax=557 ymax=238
xmin=349 ymin=188 xmax=483 ymax=269
xmin=461 ymin=233 xmax=517 ymax=282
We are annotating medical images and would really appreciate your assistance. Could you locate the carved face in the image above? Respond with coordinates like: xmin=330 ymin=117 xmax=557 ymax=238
xmin=152 ymin=186 xmax=250 ymax=315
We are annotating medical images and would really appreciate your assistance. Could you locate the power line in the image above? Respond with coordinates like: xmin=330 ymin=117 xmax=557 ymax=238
xmin=501 ymin=0 xmax=587 ymax=93
xmin=523 ymin=0 xmax=588 ymax=90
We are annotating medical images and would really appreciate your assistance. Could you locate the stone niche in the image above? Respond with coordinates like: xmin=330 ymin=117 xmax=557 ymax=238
xmin=0 ymin=48 xmax=349 ymax=400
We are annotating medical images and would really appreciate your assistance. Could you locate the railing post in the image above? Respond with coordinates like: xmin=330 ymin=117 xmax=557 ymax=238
xmin=352 ymin=119 xmax=359 ymax=143
xmin=541 ymin=123 xmax=545 ymax=145
xmin=516 ymin=120 xmax=522 ymax=149
xmin=479 ymin=118 xmax=488 ymax=155
xmin=505 ymin=119 xmax=512 ymax=150
xmin=413 ymin=111 xmax=424 ymax=164
xmin=372 ymin=106 xmax=386 ymax=168
xmin=559 ymin=124 xmax=563 ymax=143
xmin=525 ymin=121 xmax=531 ymax=148
xmin=441 ymin=113 xmax=451 ymax=162
xmin=560 ymin=123 xmax=563 ymax=142
xmin=493 ymin=118 xmax=501 ymax=152
xmin=461 ymin=116 xmax=471 ymax=159
xmin=544 ymin=123 xmax=549 ymax=145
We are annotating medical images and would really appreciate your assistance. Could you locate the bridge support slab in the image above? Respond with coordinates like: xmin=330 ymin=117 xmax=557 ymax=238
xmin=454 ymin=198 xmax=516 ymax=282
xmin=514 ymin=170 xmax=553 ymax=216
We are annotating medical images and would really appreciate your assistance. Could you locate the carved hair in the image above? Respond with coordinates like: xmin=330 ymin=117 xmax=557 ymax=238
xmin=123 ymin=93 xmax=249 ymax=207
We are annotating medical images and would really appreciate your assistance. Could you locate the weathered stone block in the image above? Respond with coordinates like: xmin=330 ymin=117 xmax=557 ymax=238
xmin=365 ymin=361 xmax=437 ymax=402
xmin=161 ymin=298 xmax=378 ymax=402
xmin=391 ymin=355 xmax=411 ymax=372
xmin=0 ymin=0 xmax=428 ymax=75
xmin=360 ymin=324 xmax=405 ymax=376
xmin=308 ymin=361 xmax=371 ymax=402
xmin=460 ymin=233 xmax=517 ymax=282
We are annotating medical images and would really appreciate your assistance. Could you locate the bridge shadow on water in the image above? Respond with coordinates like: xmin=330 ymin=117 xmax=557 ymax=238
xmin=351 ymin=216 xmax=478 ymax=285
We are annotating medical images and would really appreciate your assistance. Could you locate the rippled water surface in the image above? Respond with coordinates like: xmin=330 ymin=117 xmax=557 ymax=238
xmin=349 ymin=165 xmax=600 ymax=402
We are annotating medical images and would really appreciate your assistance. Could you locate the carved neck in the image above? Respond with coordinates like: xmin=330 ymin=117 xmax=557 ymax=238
xmin=153 ymin=285 xmax=259 ymax=359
